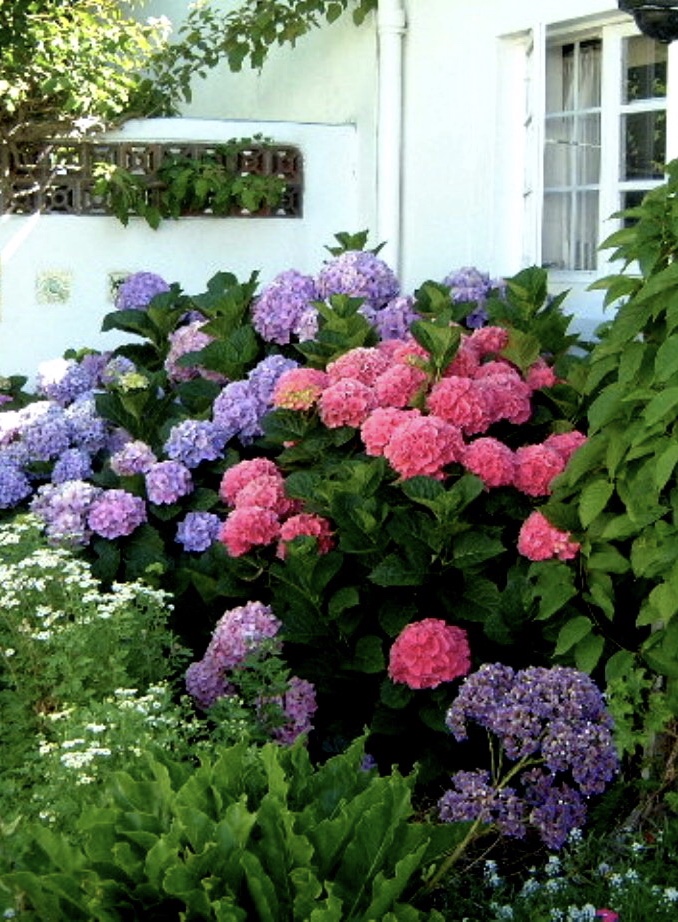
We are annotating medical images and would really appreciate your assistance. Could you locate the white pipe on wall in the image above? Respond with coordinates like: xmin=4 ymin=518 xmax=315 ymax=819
xmin=376 ymin=0 xmax=407 ymax=274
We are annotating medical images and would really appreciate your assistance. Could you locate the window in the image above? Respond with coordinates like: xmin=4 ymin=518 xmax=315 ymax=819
xmin=522 ymin=18 xmax=675 ymax=280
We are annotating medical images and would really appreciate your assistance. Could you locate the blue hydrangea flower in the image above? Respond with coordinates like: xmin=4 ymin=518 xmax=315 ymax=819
xmin=51 ymin=448 xmax=94 ymax=484
xmin=164 ymin=419 xmax=226 ymax=469
xmin=0 ymin=458 xmax=32 ymax=508
xmin=115 ymin=271 xmax=170 ymax=310
xmin=212 ymin=380 xmax=264 ymax=444
xmin=175 ymin=511 xmax=221 ymax=552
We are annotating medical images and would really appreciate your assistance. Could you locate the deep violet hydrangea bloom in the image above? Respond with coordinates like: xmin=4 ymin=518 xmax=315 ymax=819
xmin=175 ymin=511 xmax=221 ymax=552
xmin=87 ymin=489 xmax=147 ymax=539
xmin=115 ymin=271 xmax=170 ymax=310
xmin=439 ymin=664 xmax=619 ymax=849
xmin=251 ymin=270 xmax=319 ymax=344
xmin=145 ymin=460 xmax=193 ymax=505
xmin=316 ymin=250 xmax=399 ymax=310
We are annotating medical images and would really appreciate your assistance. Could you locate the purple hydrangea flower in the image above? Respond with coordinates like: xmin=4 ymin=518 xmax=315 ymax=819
xmin=109 ymin=439 xmax=157 ymax=477
xmin=145 ymin=460 xmax=193 ymax=504
xmin=31 ymin=479 xmax=101 ymax=545
xmin=185 ymin=660 xmax=233 ymax=710
xmin=164 ymin=419 xmax=226 ymax=469
xmin=374 ymin=296 xmax=420 ymax=341
xmin=86 ymin=489 xmax=147 ymax=539
xmin=101 ymin=356 xmax=137 ymax=386
xmin=64 ymin=396 xmax=109 ymax=454
xmin=316 ymin=250 xmax=399 ymax=311
xmin=164 ymin=321 xmax=224 ymax=384
xmin=51 ymin=448 xmax=93 ymax=484
xmin=175 ymin=511 xmax=222 ymax=553
xmin=19 ymin=402 xmax=71 ymax=462
xmin=247 ymin=355 xmax=299 ymax=407
xmin=0 ymin=458 xmax=32 ymax=508
xmin=212 ymin=380 xmax=264 ymax=444
xmin=251 ymin=270 xmax=319 ymax=344
xmin=442 ymin=267 xmax=505 ymax=329
xmin=438 ymin=770 xmax=527 ymax=839
xmin=115 ymin=271 xmax=170 ymax=311
xmin=36 ymin=358 xmax=99 ymax=406
xmin=268 ymin=676 xmax=318 ymax=745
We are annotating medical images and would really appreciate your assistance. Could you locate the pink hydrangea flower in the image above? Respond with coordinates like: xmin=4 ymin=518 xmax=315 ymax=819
xmin=594 ymin=911 xmax=619 ymax=922
xmin=513 ymin=444 xmax=566 ymax=497
xmin=462 ymin=437 xmax=515 ymax=488
xmin=473 ymin=359 xmax=517 ymax=379
xmin=326 ymin=347 xmax=390 ymax=386
xmin=220 ymin=458 xmax=282 ymax=505
xmin=233 ymin=473 xmax=293 ymax=516
xmin=518 ymin=510 xmax=580 ymax=561
xmin=360 ymin=407 xmax=417 ymax=456
xmin=476 ymin=371 xmax=532 ymax=425
xmin=220 ymin=506 xmax=281 ymax=556
xmin=388 ymin=618 xmax=471 ymax=689
xmin=468 ymin=325 xmax=510 ymax=358
xmin=277 ymin=513 xmax=334 ymax=557
xmin=384 ymin=415 xmax=464 ymax=479
xmin=318 ymin=378 xmax=376 ymax=428
xmin=86 ymin=489 xmax=147 ymax=539
xmin=374 ymin=363 xmax=429 ymax=408
xmin=544 ymin=430 xmax=588 ymax=464
xmin=273 ymin=367 xmax=329 ymax=410
xmin=426 ymin=376 xmax=492 ymax=435
xmin=444 ymin=342 xmax=480 ymax=378
xmin=526 ymin=357 xmax=558 ymax=390
xmin=389 ymin=338 xmax=430 ymax=367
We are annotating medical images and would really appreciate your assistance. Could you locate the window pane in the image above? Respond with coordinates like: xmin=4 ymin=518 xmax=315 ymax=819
xmin=623 ymin=35 xmax=667 ymax=103
xmin=578 ymin=39 xmax=602 ymax=108
xmin=542 ymin=193 xmax=570 ymax=269
xmin=621 ymin=110 xmax=666 ymax=180
xmin=575 ymin=191 xmax=598 ymax=270
xmin=544 ymin=116 xmax=574 ymax=186
xmin=577 ymin=114 xmax=601 ymax=185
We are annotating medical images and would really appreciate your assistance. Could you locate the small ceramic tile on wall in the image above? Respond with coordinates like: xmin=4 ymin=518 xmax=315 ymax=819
xmin=108 ymin=271 xmax=130 ymax=303
xmin=36 ymin=270 xmax=73 ymax=305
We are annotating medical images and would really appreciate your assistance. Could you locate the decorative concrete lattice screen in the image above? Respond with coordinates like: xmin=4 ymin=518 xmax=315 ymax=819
xmin=0 ymin=139 xmax=303 ymax=217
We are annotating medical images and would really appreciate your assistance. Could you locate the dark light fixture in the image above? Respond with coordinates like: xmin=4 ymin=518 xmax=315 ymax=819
xmin=618 ymin=0 xmax=678 ymax=43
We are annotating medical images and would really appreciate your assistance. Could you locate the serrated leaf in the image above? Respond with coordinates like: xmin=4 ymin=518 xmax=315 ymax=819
xmin=368 ymin=554 xmax=423 ymax=587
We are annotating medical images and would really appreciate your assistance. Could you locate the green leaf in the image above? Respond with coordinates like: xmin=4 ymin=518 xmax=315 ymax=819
xmin=579 ymin=478 xmax=614 ymax=528
xmin=574 ymin=632 xmax=604 ymax=673
xmin=369 ymin=555 xmax=423 ymax=587
xmin=644 ymin=387 xmax=678 ymax=427
xmin=554 ymin=616 xmax=592 ymax=656
xmin=347 ymin=635 xmax=385 ymax=673
xmin=654 ymin=336 xmax=678 ymax=381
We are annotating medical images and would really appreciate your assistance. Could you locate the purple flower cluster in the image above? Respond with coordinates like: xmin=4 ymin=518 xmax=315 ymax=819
xmin=373 ymin=296 xmax=420 ymax=340
xmin=0 ymin=458 xmax=32 ymax=508
xmin=212 ymin=355 xmax=298 ymax=445
xmin=36 ymin=357 xmax=100 ymax=406
xmin=87 ymin=489 xmax=147 ymax=539
xmin=164 ymin=419 xmax=226 ymax=469
xmin=175 ymin=511 xmax=221 ymax=552
xmin=20 ymin=402 xmax=71 ymax=461
xmin=109 ymin=439 xmax=157 ymax=477
xmin=51 ymin=448 xmax=93 ymax=484
xmin=115 ymin=271 xmax=170 ymax=311
xmin=64 ymin=396 xmax=109 ymax=454
xmin=186 ymin=601 xmax=282 ymax=708
xmin=164 ymin=320 xmax=224 ymax=384
xmin=442 ymin=267 xmax=505 ymax=329
xmin=267 ymin=676 xmax=318 ymax=745
xmin=30 ymin=479 xmax=101 ymax=545
xmin=145 ymin=460 xmax=193 ymax=505
xmin=317 ymin=250 xmax=400 ymax=311
xmin=439 ymin=664 xmax=619 ymax=849
xmin=251 ymin=270 xmax=319 ymax=344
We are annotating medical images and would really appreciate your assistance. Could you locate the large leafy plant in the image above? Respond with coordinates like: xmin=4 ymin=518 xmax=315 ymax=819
xmin=0 ymin=738 xmax=455 ymax=921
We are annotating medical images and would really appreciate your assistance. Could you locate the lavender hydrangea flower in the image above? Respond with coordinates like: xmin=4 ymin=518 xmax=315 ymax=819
xmin=87 ymin=489 xmax=147 ymax=539
xmin=145 ymin=460 xmax=193 ymax=504
xmin=439 ymin=664 xmax=619 ymax=850
xmin=251 ymin=270 xmax=319 ymax=344
xmin=212 ymin=380 xmax=264 ymax=444
xmin=185 ymin=601 xmax=282 ymax=709
xmin=443 ymin=267 xmax=505 ymax=329
xmin=316 ymin=250 xmax=399 ymax=311
xmin=115 ymin=271 xmax=170 ymax=311
xmin=176 ymin=512 xmax=221 ymax=553
xmin=19 ymin=402 xmax=71 ymax=462
xmin=51 ymin=448 xmax=93 ymax=484
xmin=36 ymin=357 xmax=99 ymax=406
xmin=31 ymin=479 xmax=101 ymax=545
xmin=0 ymin=458 xmax=32 ymax=508
xmin=268 ymin=676 xmax=318 ymax=745
xmin=164 ymin=321 xmax=224 ymax=384
xmin=373 ymin=295 xmax=420 ymax=340
xmin=164 ymin=419 xmax=226 ymax=469
xmin=64 ymin=395 xmax=109 ymax=454
xmin=246 ymin=354 xmax=299 ymax=407
xmin=101 ymin=355 xmax=137 ymax=386
xmin=109 ymin=439 xmax=157 ymax=477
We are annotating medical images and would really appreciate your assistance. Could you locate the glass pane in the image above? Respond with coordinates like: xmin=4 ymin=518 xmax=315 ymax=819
xmin=578 ymin=39 xmax=602 ymax=108
xmin=544 ymin=116 xmax=574 ymax=186
xmin=623 ymin=35 xmax=667 ymax=103
xmin=577 ymin=114 xmax=601 ymax=185
xmin=545 ymin=44 xmax=574 ymax=113
xmin=542 ymin=193 xmax=570 ymax=269
xmin=621 ymin=110 xmax=666 ymax=180
xmin=620 ymin=189 xmax=648 ymax=227
xmin=574 ymin=191 xmax=598 ymax=270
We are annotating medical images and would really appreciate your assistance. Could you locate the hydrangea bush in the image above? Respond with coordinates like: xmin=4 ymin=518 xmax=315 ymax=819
xmin=0 ymin=235 xmax=589 ymax=776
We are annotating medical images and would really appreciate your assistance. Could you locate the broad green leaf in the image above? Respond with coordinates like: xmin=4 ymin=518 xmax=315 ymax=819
xmin=579 ymin=478 xmax=614 ymax=528
xmin=574 ymin=632 xmax=604 ymax=673
xmin=654 ymin=442 xmax=678 ymax=492
xmin=369 ymin=555 xmax=423 ymax=587
xmin=654 ymin=335 xmax=678 ymax=381
xmin=644 ymin=386 xmax=678 ymax=427
xmin=554 ymin=616 xmax=592 ymax=656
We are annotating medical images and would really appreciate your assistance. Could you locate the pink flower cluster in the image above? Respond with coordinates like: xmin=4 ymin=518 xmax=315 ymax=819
xmin=219 ymin=458 xmax=334 ymax=558
xmin=388 ymin=618 xmax=472 ymax=689
xmin=517 ymin=510 xmax=580 ymax=561
xmin=272 ymin=333 xmax=585 ymax=490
